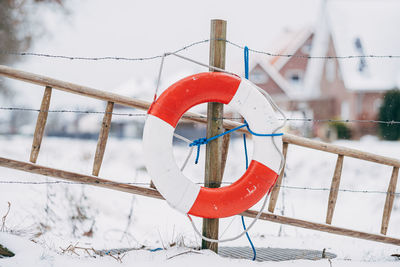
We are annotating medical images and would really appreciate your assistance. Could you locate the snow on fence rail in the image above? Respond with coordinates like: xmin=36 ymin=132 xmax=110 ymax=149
xmin=0 ymin=64 xmax=399 ymax=246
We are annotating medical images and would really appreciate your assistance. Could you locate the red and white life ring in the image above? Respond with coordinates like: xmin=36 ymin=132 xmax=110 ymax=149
xmin=143 ymin=72 xmax=282 ymax=218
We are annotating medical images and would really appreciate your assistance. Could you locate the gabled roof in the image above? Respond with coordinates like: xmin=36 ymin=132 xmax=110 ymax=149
xmin=328 ymin=1 xmax=400 ymax=91
xmin=248 ymin=54 xmax=294 ymax=98
xmin=248 ymin=0 xmax=400 ymax=100
xmin=303 ymin=0 xmax=330 ymax=98
xmin=268 ymin=27 xmax=313 ymax=71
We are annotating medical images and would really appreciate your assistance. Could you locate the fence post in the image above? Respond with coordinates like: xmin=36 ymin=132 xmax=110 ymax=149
xmin=202 ymin=19 xmax=227 ymax=253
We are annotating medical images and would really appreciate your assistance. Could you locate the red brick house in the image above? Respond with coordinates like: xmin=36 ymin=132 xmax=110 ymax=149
xmin=247 ymin=1 xmax=399 ymax=139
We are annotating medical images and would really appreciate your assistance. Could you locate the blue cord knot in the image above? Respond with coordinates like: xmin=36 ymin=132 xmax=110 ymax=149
xmin=189 ymin=138 xmax=209 ymax=164
xmin=189 ymin=137 xmax=208 ymax=147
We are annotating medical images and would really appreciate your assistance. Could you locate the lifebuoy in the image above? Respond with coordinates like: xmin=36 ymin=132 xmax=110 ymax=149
xmin=143 ymin=72 xmax=282 ymax=218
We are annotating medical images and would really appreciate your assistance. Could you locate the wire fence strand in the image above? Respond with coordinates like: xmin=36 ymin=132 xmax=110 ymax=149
xmin=0 ymin=179 xmax=397 ymax=195
xmin=1 ymin=39 xmax=400 ymax=61
xmin=1 ymin=106 xmax=400 ymax=125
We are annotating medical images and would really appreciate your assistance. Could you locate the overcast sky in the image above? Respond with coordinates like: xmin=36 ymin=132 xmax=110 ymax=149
xmin=7 ymin=0 xmax=324 ymax=108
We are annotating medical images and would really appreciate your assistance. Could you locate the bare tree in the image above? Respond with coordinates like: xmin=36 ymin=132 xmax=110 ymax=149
xmin=0 ymin=0 xmax=67 ymax=97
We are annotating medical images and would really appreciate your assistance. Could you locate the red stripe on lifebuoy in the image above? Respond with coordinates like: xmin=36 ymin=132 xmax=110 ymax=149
xmin=188 ymin=160 xmax=278 ymax=218
xmin=148 ymin=72 xmax=241 ymax=127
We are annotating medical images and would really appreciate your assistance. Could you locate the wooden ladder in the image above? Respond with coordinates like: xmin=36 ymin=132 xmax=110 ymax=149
xmin=0 ymin=64 xmax=399 ymax=245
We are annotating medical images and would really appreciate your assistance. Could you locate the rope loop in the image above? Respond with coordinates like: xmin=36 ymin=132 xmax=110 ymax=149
xmin=189 ymin=137 xmax=208 ymax=164
xmin=188 ymin=122 xmax=283 ymax=164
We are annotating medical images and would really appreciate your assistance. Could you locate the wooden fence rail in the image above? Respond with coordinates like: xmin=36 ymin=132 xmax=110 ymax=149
xmin=1 ymin=64 xmax=400 ymax=246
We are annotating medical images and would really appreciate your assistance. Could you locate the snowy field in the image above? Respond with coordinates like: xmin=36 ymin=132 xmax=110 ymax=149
xmin=0 ymin=134 xmax=400 ymax=266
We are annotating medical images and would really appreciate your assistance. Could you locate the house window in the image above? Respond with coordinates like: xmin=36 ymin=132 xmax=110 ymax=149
xmin=286 ymin=70 xmax=303 ymax=86
xmin=356 ymin=93 xmax=364 ymax=115
xmin=341 ymin=101 xmax=349 ymax=119
xmin=373 ymin=98 xmax=382 ymax=112
xmin=325 ymin=59 xmax=336 ymax=82
xmin=249 ymin=69 xmax=268 ymax=84
xmin=301 ymin=43 xmax=312 ymax=55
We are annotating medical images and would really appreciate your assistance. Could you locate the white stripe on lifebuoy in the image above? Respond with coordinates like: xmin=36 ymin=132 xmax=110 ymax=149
xmin=143 ymin=72 xmax=282 ymax=218
xmin=143 ymin=115 xmax=200 ymax=213
xmin=228 ymin=79 xmax=282 ymax=173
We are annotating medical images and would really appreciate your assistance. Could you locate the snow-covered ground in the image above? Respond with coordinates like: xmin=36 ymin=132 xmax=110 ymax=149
xmin=0 ymin=134 xmax=400 ymax=266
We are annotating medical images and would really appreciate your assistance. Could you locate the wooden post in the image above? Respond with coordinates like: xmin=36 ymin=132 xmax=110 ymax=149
xmin=202 ymin=19 xmax=227 ymax=253
xmin=92 ymin=101 xmax=114 ymax=176
xmin=326 ymin=154 xmax=344 ymax=224
xmin=30 ymin=86 xmax=52 ymax=163
xmin=268 ymin=142 xmax=289 ymax=213
xmin=381 ymin=166 xmax=399 ymax=235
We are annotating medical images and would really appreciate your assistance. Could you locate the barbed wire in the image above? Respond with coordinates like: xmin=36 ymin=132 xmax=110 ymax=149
xmin=1 ymin=39 xmax=400 ymax=61
xmin=0 ymin=179 xmax=397 ymax=195
xmin=224 ymin=40 xmax=400 ymax=59
xmin=1 ymin=106 xmax=400 ymax=125
xmin=0 ymin=107 xmax=147 ymax=116
xmin=0 ymin=39 xmax=211 ymax=61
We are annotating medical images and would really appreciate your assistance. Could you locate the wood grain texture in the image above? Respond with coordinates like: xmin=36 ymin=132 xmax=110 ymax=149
xmin=0 ymin=156 xmax=162 ymax=200
xmin=92 ymin=101 xmax=114 ymax=176
xmin=1 ymin=64 xmax=399 ymax=167
xmin=381 ymin=166 xmax=399 ymax=235
xmin=241 ymin=210 xmax=400 ymax=246
xmin=220 ymin=133 xmax=230 ymax=178
xmin=30 ymin=86 xmax=52 ymax=163
xmin=326 ymin=154 xmax=344 ymax=224
xmin=202 ymin=19 xmax=227 ymax=253
xmin=268 ymin=142 xmax=289 ymax=213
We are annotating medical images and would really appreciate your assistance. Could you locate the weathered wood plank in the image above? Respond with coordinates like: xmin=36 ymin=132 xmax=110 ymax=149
xmin=30 ymin=86 xmax=52 ymax=163
xmin=220 ymin=134 xmax=230 ymax=178
xmin=1 ymin=64 xmax=400 ymax=167
xmin=202 ymin=19 xmax=227 ymax=253
xmin=268 ymin=142 xmax=289 ymax=213
xmin=2 ymin=155 xmax=400 ymax=247
xmin=326 ymin=154 xmax=344 ymax=224
xmin=92 ymin=101 xmax=114 ymax=176
xmin=241 ymin=210 xmax=400 ymax=246
xmin=381 ymin=166 xmax=399 ymax=235
xmin=0 ymin=156 xmax=162 ymax=200
xmin=282 ymin=134 xmax=400 ymax=168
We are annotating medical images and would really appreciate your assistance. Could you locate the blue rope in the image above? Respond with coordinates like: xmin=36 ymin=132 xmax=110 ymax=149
xmin=189 ymin=122 xmax=282 ymax=164
xmin=244 ymin=46 xmax=249 ymax=79
xmin=242 ymin=133 xmax=256 ymax=261
xmin=242 ymin=133 xmax=249 ymax=169
xmin=187 ymin=45 xmax=280 ymax=260
xmin=246 ymin=124 xmax=284 ymax=137
xmin=149 ymin=247 xmax=163 ymax=252
xmin=189 ymin=123 xmax=247 ymax=164
xmin=242 ymin=45 xmax=257 ymax=261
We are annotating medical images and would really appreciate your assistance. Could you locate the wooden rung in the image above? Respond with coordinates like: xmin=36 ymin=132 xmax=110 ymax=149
xmin=92 ymin=101 xmax=114 ymax=176
xmin=381 ymin=166 xmax=399 ymax=235
xmin=268 ymin=142 xmax=289 ymax=213
xmin=326 ymin=154 xmax=344 ymax=224
xmin=30 ymin=86 xmax=52 ymax=163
